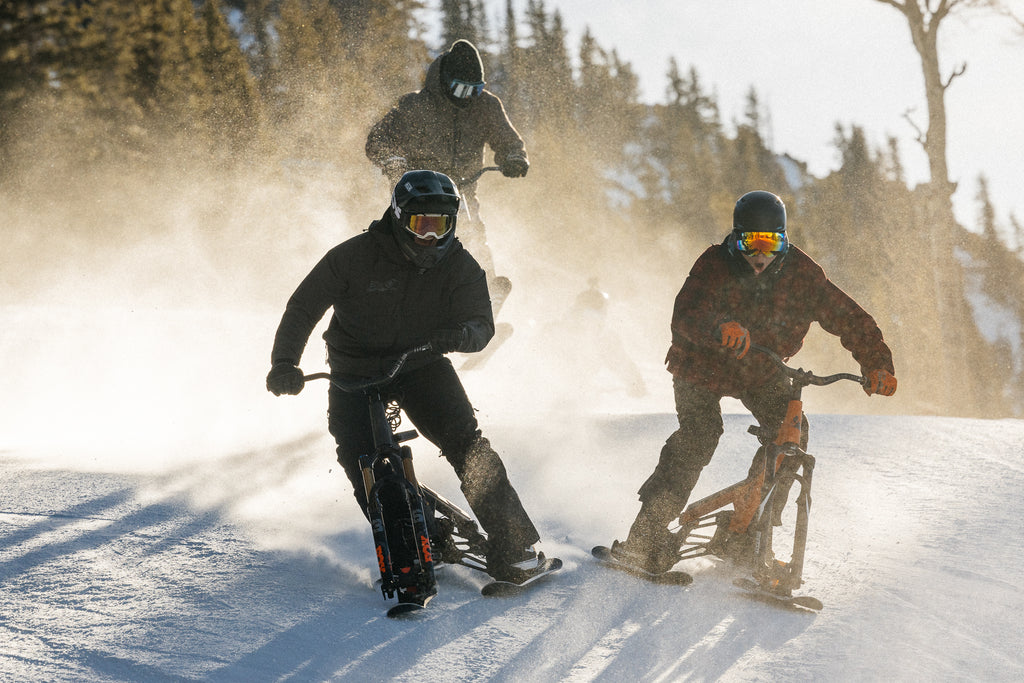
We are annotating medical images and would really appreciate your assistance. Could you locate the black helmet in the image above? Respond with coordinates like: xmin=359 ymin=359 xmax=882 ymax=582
xmin=390 ymin=170 xmax=461 ymax=269
xmin=729 ymin=190 xmax=789 ymax=259
xmin=733 ymin=190 xmax=786 ymax=233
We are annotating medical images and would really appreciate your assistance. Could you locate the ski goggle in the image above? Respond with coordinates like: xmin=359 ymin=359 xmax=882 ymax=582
xmin=449 ymin=78 xmax=484 ymax=99
xmin=733 ymin=231 xmax=788 ymax=255
xmin=405 ymin=213 xmax=453 ymax=239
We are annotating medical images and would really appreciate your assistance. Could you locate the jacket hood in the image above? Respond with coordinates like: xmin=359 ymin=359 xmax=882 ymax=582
xmin=424 ymin=45 xmax=484 ymax=109
xmin=423 ymin=53 xmax=446 ymax=95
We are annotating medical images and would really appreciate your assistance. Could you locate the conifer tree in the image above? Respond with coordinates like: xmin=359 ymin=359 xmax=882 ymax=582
xmin=198 ymin=0 xmax=260 ymax=152
xmin=440 ymin=0 xmax=488 ymax=50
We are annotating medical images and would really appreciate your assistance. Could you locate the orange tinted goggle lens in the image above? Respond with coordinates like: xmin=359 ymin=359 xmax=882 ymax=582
xmin=407 ymin=213 xmax=452 ymax=238
xmin=736 ymin=231 xmax=786 ymax=254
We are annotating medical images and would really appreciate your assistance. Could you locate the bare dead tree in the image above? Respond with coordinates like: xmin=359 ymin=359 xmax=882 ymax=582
xmin=872 ymin=0 xmax=1022 ymax=415
xmin=874 ymin=0 xmax=1022 ymax=202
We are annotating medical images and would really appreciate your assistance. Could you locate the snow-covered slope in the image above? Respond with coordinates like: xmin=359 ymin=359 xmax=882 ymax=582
xmin=3 ymin=404 xmax=1022 ymax=681
xmin=2 ymin=290 xmax=1022 ymax=681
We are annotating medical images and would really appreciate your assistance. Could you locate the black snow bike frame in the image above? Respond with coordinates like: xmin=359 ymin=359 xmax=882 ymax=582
xmin=304 ymin=347 xmax=491 ymax=606
xmin=671 ymin=344 xmax=865 ymax=596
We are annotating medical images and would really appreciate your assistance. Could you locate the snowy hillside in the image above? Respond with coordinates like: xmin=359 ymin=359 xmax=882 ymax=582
xmin=2 ymin=299 xmax=1022 ymax=681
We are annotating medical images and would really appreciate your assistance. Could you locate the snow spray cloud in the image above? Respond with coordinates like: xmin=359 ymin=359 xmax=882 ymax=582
xmin=0 ymin=125 xmax=379 ymax=472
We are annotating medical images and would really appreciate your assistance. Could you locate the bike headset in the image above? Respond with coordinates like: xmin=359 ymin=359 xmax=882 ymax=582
xmin=390 ymin=170 xmax=462 ymax=270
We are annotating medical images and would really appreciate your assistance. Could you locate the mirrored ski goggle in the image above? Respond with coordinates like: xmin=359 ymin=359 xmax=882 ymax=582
xmin=405 ymin=213 xmax=453 ymax=239
xmin=449 ymin=78 xmax=485 ymax=99
xmin=733 ymin=231 xmax=788 ymax=255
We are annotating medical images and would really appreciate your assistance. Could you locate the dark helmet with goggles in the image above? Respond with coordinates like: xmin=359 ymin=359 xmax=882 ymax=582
xmin=729 ymin=190 xmax=789 ymax=257
xmin=391 ymin=170 xmax=461 ymax=269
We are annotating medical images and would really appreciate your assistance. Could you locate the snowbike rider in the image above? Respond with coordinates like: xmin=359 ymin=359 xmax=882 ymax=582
xmin=265 ymin=170 xmax=544 ymax=582
xmin=365 ymin=39 xmax=529 ymax=308
xmin=607 ymin=190 xmax=898 ymax=574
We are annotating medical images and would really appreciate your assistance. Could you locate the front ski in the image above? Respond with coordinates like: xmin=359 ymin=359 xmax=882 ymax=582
xmin=732 ymin=577 xmax=823 ymax=611
xmin=591 ymin=545 xmax=693 ymax=586
xmin=480 ymin=556 xmax=563 ymax=597
xmin=385 ymin=593 xmax=432 ymax=618
xmin=386 ymin=601 xmax=426 ymax=618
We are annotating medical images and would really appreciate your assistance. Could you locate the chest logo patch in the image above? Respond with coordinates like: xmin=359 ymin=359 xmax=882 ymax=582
xmin=367 ymin=278 xmax=399 ymax=294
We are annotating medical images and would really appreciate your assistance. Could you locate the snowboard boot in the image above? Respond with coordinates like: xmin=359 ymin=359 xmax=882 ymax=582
xmin=610 ymin=500 xmax=682 ymax=574
xmin=486 ymin=543 xmax=540 ymax=583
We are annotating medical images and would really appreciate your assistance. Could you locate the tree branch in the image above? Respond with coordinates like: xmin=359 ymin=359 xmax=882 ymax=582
xmin=902 ymin=107 xmax=925 ymax=145
xmin=942 ymin=61 xmax=967 ymax=89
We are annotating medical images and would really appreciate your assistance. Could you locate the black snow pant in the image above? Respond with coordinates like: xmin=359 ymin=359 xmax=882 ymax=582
xmin=327 ymin=357 xmax=539 ymax=551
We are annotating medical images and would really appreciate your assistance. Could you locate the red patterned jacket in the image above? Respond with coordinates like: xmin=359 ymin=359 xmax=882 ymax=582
xmin=664 ymin=241 xmax=895 ymax=397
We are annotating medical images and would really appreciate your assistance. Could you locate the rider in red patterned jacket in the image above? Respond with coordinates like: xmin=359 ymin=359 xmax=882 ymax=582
xmin=608 ymin=190 xmax=897 ymax=574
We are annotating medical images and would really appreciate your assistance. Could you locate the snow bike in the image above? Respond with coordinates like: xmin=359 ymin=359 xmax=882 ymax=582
xmin=453 ymin=165 xmax=514 ymax=371
xmin=675 ymin=344 xmax=865 ymax=609
xmin=595 ymin=344 xmax=864 ymax=609
xmin=457 ymin=165 xmax=513 ymax=323
xmin=304 ymin=346 xmax=555 ymax=617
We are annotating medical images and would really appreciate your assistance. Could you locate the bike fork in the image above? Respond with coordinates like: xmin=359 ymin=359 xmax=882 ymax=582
xmin=751 ymin=452 xmax=815 ymax=594
xmin=360 ymin=450 xmax=436 ymax=599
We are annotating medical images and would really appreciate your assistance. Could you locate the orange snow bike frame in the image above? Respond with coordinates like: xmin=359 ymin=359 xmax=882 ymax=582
xmin=672 ymin=344 xmax=865 ymax=595
xmin=305 ymin=346 xmax=491 ymax=607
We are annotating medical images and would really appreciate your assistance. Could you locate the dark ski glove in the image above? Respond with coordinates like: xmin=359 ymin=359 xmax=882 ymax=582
xmin=266 ymin=362 xmax=305 ymax=396
xmin=429 ymin=326 xmax=469 ymax=354
xmin=500 ymin=153 xmax=529 ymax=178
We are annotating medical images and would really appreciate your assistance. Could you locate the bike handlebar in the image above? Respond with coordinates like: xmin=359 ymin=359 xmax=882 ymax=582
xmin=750 ymin=343 xmax=866 ymax=388
xmin=303 ymin=344 xmax=433 ymax=393
xmin=461 ymin=166 xmax=501 ymax=185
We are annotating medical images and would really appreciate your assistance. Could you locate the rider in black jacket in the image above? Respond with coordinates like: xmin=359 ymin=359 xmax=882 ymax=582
xmin=265 ymin=170 xmax=541 ymax=580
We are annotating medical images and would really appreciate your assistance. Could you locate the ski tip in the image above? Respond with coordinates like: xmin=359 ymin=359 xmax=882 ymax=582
xmin=480 ymin=557 xmax=562 ymax=597
xmin=386 ymin=601 xmax=427 ymax=618
xmin=732 ymin=577 xmax=823 ymax=611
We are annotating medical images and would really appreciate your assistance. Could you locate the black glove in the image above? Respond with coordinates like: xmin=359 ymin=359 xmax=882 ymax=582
xmin=382 ymin=156 xmax=408 ymax=183
xmin=429 ymin=327 xmax=468 ymax=354
xmin=500 ymin=153 xmax=529 ymax=178
xmin=266 ymin=362 xmax=305 ymax=396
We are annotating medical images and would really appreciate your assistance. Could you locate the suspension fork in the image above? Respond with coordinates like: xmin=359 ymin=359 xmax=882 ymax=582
xmin=360 ymin=446 xmax=436 ymax=596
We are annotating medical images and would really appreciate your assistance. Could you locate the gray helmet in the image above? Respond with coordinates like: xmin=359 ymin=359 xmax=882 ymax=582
xmin=390 ymin=170 xmax=461 ymax=269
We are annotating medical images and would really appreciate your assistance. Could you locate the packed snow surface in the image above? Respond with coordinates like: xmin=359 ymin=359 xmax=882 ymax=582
xmin=2 ymin=304 xmax=1022 ymax=681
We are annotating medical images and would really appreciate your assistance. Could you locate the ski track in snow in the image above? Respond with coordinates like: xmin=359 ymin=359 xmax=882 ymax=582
xmin=2 ymin=412 xmax=1023 ymax=682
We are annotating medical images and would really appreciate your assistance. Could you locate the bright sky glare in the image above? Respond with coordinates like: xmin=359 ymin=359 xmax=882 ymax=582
xmin=484 ymin=0 xmax=1024 ymax=236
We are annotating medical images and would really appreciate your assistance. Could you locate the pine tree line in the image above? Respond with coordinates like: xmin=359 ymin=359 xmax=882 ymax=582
xmin=1 ymin=0 xmax=1021 ymax=417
